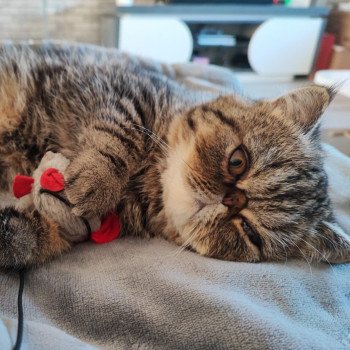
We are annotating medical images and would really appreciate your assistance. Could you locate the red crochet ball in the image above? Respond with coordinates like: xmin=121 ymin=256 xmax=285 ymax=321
xmin=13 ymin=175 xmax=35 ymax=199
xmin=40 ymin=168 xmax=65 ymax=192
xmin=91 ymin=212 xmax=122 ymax=244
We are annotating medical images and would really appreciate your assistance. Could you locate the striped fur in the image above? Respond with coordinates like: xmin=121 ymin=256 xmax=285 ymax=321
xmin=0 ymin=43 xmax=349 ymax=269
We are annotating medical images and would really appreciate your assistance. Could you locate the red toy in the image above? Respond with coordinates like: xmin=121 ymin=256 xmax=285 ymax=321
xmin=12 ymin=152 xmax=121 ymax=244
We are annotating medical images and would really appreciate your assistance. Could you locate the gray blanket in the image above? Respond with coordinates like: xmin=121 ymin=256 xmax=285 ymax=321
xmin=1 ymin=62 xmax=350 ymax=350
xmin=1 ymin=236 xmax=350 ymax=350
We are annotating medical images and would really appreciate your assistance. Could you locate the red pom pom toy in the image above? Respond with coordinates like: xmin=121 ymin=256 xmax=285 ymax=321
xmin=12 ymin=152 xmax=121 ymax=244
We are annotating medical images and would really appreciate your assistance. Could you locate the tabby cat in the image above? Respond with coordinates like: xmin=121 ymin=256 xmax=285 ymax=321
xmin=0 ymin=43 xmax=349 ymax=269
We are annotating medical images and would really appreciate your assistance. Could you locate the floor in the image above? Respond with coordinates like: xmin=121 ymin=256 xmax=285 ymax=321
xmin=240 ymin=79 xmax=350 ymax=156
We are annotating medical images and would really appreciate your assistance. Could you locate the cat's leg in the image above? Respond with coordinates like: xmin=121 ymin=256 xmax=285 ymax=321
xmin=0 ymin=206 xmax=70 ymax=270
xmin=64 ymin=119 xmax=144 ymax=218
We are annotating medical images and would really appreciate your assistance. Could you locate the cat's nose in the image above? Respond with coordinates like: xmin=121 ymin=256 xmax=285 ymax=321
xmin=222 ymin=189 xmax=247 ymax=210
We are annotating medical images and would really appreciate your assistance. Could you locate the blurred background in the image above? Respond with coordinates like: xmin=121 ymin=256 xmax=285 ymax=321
xmin=0 ymin=0 xmax=115 ymax=44
xmin=0 ymin=0 xmax=349 ymax=153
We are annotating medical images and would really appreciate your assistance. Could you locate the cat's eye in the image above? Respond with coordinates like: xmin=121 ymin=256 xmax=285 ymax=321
xmin=228 ymin=146 xmax=248 ymax=176
xmin=242 ymin=219 xmax=262 ymax=249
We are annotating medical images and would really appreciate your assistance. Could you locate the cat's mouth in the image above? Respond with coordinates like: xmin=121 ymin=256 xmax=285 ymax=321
xmin=192 ymin=198 xmax=262 ymax=246
xmin=195 ymin=199 xmax=206 ymax=213
xmin=191 ymin=200 xmax=226 ymax=221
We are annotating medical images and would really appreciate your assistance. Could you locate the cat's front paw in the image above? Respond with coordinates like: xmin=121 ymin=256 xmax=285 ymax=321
xmin=65 ymin=149 xmax=124 ymax=218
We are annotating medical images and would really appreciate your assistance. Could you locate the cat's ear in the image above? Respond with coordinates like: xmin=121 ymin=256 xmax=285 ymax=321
xmin=269 ymin=85 xmax=336 ymax=133
xmin=301 ymin=221 xmax=350 ymax=264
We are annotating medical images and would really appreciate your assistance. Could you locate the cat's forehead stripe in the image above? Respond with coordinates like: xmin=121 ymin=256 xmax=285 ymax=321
xmin=201 ymin=106 xmax=239 ymax=130
xmin=186 ymin=108 xmax=197 ymax=132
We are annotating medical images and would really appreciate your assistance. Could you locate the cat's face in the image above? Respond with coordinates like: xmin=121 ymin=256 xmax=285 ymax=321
xmin=162 ymin=85 xmax=350 ymax=263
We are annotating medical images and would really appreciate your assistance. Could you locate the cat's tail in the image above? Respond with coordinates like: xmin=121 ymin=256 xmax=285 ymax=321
xmin=0 ymin=207 xmax=70 ymax=270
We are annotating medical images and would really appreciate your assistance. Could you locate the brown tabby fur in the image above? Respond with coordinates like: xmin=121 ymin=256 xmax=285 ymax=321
xmin=0 ymin=43 xmax=349 ymax=269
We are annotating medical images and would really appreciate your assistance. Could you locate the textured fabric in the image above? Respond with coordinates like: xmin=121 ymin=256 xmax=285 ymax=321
xmin=1 ymin=231 xmax=350 ymax=349
xmin=0 ymin=63 xmax=350 ymax=349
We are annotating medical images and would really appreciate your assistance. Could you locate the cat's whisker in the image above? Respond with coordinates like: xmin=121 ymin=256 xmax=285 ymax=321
xmin=317 ymin=232 xmax=338 ymax=251
xmin=298 ymin=237 xmax=337 ymax=277
xmin=130 ymin=127 xmax=168 ymax=153
xmin=177 ymin=228 xmax=197 ymax=253
xmin=261 ymin=229 xmax=285 ymax=252
xmin=269 ymin=233 xmax=289 ymax=266
xmin=130 ymin=123 xmax=169 ymax=151
xmin=131 ymin=124 xmax=168 ymax=147
xmin=130 ymin=123 xmax=197 ymax=174
xmin=288 ymin=239 xmax=314 ymax=276
xmin=157 ymin=223 xmax=199 ymax=259
xmin=173 ymin=225 xmax=200 ymax=257
xmin=281 ymin=239 xmax=288 ymax=266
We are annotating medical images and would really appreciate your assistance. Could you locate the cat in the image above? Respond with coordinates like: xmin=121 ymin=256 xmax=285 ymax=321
xmin=0 ymin=42 xmax=349 ymax=269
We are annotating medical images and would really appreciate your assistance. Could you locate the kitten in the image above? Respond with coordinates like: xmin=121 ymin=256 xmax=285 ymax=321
xmin=0 ymin=43 xmax=349 ymax=269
